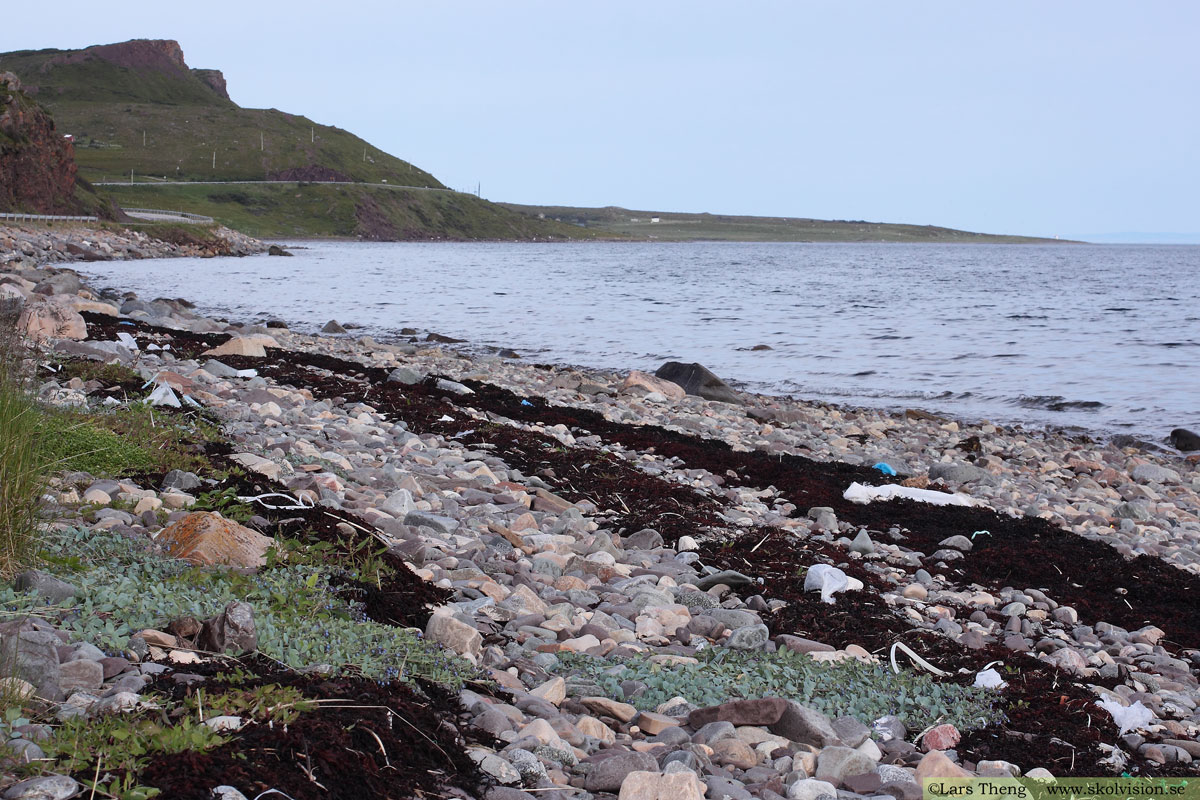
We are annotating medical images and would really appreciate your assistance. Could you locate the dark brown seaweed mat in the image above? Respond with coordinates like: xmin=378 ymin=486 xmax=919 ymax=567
xmin=139 ymin=656 xmax=492 ymax=799
xmin=212 ymin=458 xmax=452 ymax=630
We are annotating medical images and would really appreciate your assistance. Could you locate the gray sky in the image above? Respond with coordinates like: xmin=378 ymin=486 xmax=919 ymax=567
xmin=4 ymin=1 xmax=1198 ymax=237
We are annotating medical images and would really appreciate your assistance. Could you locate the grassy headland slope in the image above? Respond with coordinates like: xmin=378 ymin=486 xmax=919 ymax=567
xmin=0 ymin=40 xmax=439 ymax=187
xmin=503 ymin=203 xmax=1061 ymax=243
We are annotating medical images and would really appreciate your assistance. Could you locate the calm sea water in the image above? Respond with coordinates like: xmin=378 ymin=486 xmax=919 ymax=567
xmin=81 ymin=241 xmax=1200 ymax=443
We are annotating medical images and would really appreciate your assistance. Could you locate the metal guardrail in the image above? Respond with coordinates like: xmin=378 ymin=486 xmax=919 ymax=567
xmin=122 ymin=208 xmax=215 ymax=224
xmin=0 ymin=212 xmax=98 ymax=222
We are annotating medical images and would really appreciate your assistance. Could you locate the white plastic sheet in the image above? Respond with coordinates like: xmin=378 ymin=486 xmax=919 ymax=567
xmin=146 ymin=383 xmax=181 ymax=407
xmin=843 ymin=482 xmax=983 ymax=507
xmin=804 ymin=563 xmax=849 ymax=604
xmin=1096 ymin=698 xmax=1154 ymax=734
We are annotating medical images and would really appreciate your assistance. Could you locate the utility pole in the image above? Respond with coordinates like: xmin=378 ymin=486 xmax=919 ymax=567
xmin=311 ymin=127 xmax=314 ymax=143
xmin=212 ymin=150 xmax=216 ymax=169
xmin=129 ymin=169 xmax=133 ymax=184
xmin=142 ymin=130 xmax=146 ymax=147
xmin=260 ymin=131 xmax=264 ymax=151
xmin=362 ymin=146 xmax=366 ymax=162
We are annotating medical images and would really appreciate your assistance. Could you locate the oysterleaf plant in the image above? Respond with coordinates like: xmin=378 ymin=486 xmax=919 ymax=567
xmin=552 ymin=648 xmax=1005 ymax=733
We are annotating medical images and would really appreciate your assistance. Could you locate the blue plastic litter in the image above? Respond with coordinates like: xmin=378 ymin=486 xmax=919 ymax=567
xmin=971 ymin=530 xmax=991 ymax=540
xmin=520 ymin=399 xmax=534 ymax=407
xmin=873 ymin=462 xmax=897 ymax=476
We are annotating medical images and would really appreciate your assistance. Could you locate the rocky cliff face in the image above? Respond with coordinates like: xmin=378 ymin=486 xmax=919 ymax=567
xmin=192 ymin=68 xmax=230 ymax=101
xmin=0 ymin=72 xmax=79 ymax=214
xmin=42 ymin=38 xmax=190 ymax=78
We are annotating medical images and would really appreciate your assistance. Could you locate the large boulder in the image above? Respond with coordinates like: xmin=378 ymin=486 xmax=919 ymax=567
xmin=203 ymin=337 xmax=267 ymax=358
xmin=17 ymin=296 xmax=86 ymax=342
xmin=621 ymin=370 xmax=685 ymax=401
xmin=1131 ymin=463 xmax=1181 ymax=485
xmin=928 ymin=462 xmax=997 ymax=486
xmin=156 ymin=512 xmax=276 ymax=568
xmin=32 ymin=270 xmax=83 ymax=295
xmin=654 ymin=362 xmax=743 ymax=404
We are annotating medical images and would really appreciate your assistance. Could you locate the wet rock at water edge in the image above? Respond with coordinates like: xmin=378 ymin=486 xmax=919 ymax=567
xmin=321 ymin=319 xmax=348 ymax=334
xmin=1170 ymin=428 xmax=1200 ymax=451
xmin=654 ymin=361 xmax=744 ymax=405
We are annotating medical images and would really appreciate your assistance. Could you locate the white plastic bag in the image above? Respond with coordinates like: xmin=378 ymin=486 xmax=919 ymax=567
xmin=804 ymin=564 xmax=849 ymax=604
xmin=973 ymin=668 xmax=1007 ymax=689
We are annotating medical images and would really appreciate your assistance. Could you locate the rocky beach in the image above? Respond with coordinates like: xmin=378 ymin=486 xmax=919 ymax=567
xmin=0 ymin=224 xmax=1199 ymax=799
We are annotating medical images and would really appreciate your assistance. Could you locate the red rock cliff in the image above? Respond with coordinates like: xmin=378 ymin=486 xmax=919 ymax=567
xmin=43 ymin=38 xmax=190 ymax=77
xmin=0 ymin=71 xmax=80 ymax=214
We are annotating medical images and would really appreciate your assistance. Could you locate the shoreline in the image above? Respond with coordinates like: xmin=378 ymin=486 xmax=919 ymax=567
xmin=3 ymin=234 xmax=1200 ymax=794
xmin=72 ymin=232 xmax=1197 ymax=449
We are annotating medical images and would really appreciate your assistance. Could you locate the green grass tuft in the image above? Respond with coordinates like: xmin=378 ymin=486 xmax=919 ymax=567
xmin=38 ymin=404 xmax=222 ymax=478
xmin=0 ymin=303 xmax=48 ymax=577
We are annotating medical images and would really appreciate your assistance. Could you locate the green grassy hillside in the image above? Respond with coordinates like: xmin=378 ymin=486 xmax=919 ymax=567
xmin=56 ymin=102 xmax=442 ymax=187
xmin=100 ymin=182 xmax=600 ymax=241
xmin=0 ymin=42 xmax=442 ymax=187
xmin=0 ymin=45 xmax=235 ymax=106
xmin=502 ymin=204 xmax=1062 ymax=243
